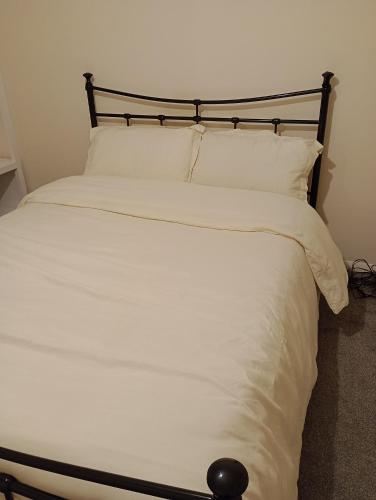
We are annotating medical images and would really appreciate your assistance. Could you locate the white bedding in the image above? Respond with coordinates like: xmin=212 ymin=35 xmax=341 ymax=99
xmin=0 ymin=176 xmax=348 ymax=500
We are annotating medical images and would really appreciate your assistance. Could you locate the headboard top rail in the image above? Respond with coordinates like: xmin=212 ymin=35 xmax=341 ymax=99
xmin=83 ymin=71 xmax=333 ymax=106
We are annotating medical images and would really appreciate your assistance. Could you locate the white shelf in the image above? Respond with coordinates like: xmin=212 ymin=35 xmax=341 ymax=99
xmin=0 ymin=73 xmax=26 ymax=216
xmin=0 ymin=157 xmax=17 ymax=175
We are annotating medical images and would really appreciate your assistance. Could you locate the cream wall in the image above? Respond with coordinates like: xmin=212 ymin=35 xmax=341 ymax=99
xmin=0 ymin=0 xmax=375 ymax=262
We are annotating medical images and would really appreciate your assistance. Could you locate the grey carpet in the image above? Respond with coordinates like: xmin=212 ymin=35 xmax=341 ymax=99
xmin=298 ymin=295 xmax=376 ymax=500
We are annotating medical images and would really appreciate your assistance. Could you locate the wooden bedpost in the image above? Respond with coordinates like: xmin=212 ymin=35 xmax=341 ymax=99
xmin=207 ymin=458 xmax=249 ymax=500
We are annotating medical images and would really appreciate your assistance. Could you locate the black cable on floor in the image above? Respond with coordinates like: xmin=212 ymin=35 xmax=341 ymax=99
xmin=348 ymin=259 xmax=376 ymax=298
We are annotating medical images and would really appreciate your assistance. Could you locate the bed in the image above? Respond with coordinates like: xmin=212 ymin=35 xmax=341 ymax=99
xmin=0 ymin=72 xmax=348 ymax=500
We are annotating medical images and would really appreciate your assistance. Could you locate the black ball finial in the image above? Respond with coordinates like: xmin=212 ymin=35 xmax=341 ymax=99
xmin=322 ymin=71 xmax=334 ymax=88
xmin=83 ymin=73 xmax=94 ymax=89
xmin=207 ymin=458 xmax=249 ymax=499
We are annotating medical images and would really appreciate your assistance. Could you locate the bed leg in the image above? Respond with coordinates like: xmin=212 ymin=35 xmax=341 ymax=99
xmin=0 ymin=474 xmax=15 ymax=500
xmin=207 ymin=458 xmax=249 ymax=500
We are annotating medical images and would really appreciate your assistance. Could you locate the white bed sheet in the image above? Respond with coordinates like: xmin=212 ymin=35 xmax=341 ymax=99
xmin=0 ymin=176 xmax=348 ymax=500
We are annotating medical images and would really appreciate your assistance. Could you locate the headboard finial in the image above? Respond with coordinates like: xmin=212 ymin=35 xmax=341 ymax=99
xmin=83 ymin=73 xmax=93 ymax=90
xmin=322 ymin=71 xmax=334 ymax=89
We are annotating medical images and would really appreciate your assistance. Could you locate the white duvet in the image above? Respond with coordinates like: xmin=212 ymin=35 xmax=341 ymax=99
xmin=0 ymin=176 xmax=348 ymax=500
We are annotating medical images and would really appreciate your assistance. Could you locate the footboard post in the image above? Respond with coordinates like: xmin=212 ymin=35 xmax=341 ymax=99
xmin=207 ymin=458 xmax=249 ymax=500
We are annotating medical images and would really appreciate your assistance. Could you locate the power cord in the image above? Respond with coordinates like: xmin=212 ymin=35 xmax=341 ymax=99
xmin=348 ymin=259 xmax=376 ymax=298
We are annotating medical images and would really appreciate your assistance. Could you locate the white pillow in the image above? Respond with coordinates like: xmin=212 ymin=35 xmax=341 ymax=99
xmin=199 ymin=127 xmax=275 ymax=135
xmin=190 ymin=130 xmax=323 ymax=200
xmin=85 ymin=125 xmax=204 ymax=181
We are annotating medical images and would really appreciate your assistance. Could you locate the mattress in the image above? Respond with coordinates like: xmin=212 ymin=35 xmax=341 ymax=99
xmin=0 ymin=176 xmax=348 ymax=500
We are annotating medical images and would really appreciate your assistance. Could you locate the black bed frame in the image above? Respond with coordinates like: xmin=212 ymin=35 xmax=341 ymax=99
xmin=0 ymin=72 xmax=334 ymax=500
xmin=83 ymin=71 xmax=333 ymax=208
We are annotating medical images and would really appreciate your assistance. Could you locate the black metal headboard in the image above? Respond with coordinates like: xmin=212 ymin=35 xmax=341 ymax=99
xmin=83 ymin=72 xmax=334 ymax=208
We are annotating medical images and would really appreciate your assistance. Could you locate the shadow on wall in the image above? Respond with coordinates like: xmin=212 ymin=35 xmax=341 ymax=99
xmin=0 ymin=169 xmax=14 ymax=198
xmin=298 ymin=294 xmax=367 ymax=500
